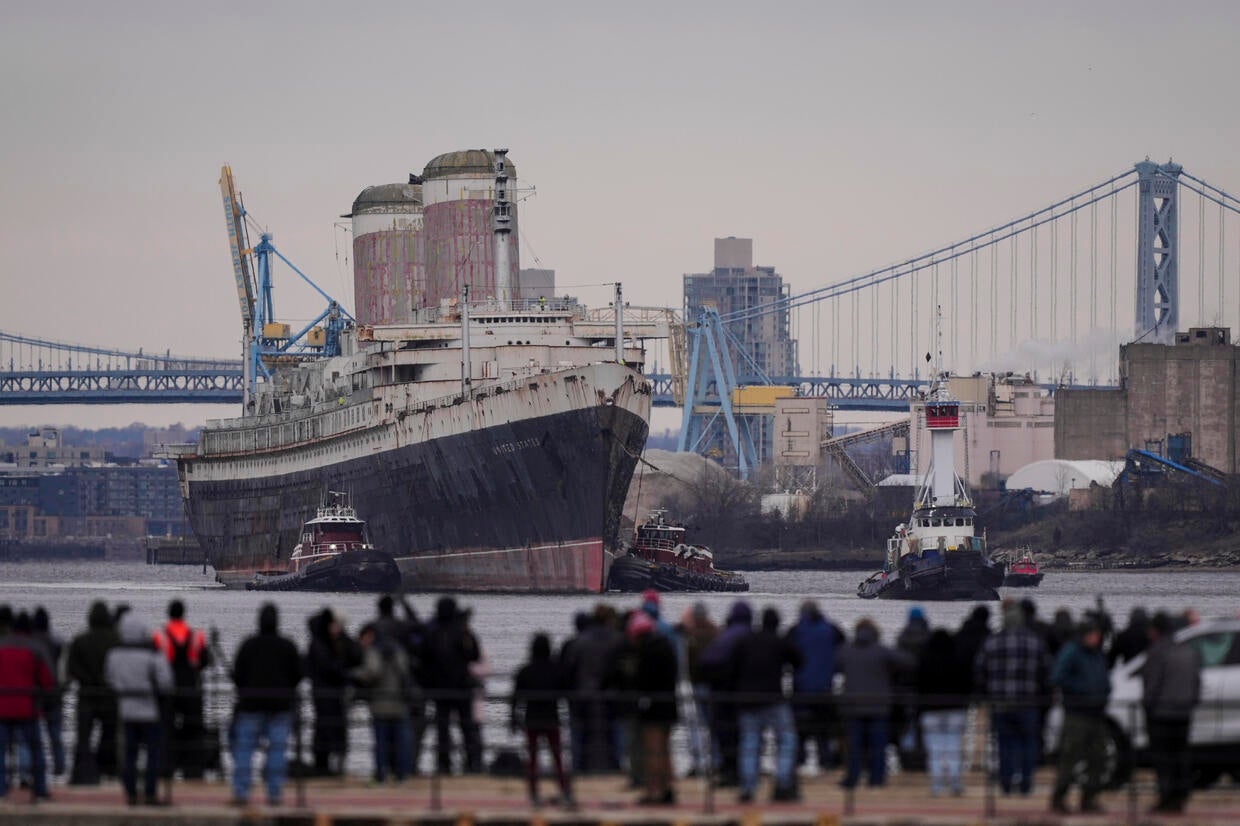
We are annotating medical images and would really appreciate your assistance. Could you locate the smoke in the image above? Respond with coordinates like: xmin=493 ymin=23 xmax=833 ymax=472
xmin=978 ymin=329 xmax=1123 ymax=383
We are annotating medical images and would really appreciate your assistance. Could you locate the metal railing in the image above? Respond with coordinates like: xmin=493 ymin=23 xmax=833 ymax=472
xmin=5 ymin=681 xmax=1239 ymax=821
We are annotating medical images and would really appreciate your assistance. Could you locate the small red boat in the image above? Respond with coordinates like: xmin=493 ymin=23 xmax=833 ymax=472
xmin=247 ymin=492 xmax=400 ymax=592
xmin=607 ymin=510 xmax=748 ymax=592
xmin=1002 ymin=551 xmax=1045 ymax=588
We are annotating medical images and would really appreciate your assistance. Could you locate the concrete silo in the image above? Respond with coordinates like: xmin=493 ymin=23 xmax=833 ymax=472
xmin=348 ymin=181 xmax=424 ymax=325
xmin=421 ymin=149 xmax=519 ymax=308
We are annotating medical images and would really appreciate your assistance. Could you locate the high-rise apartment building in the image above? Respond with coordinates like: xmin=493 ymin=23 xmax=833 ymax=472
xmin=683 ymin=237 xmax=798 ymax=380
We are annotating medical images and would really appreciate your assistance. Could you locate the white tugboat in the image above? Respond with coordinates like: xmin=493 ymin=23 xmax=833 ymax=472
xmin=858 ymin=315 xmax=1003 ymax=601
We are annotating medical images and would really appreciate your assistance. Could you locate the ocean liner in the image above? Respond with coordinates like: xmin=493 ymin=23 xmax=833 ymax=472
xmin=169 ymin=150 xmax=659 ymax=591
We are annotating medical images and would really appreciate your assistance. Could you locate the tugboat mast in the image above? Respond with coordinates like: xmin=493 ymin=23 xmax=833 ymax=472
xmin=920 ymin=306 xmax=965 ymax=508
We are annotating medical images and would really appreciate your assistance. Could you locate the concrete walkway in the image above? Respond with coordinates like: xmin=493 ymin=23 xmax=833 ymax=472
xmin=1 ymin=769 xmax=1238 ymax=825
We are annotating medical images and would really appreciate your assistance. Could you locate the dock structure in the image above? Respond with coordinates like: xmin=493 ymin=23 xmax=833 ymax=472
xmin=4 ymin=771 xmax=1240 ymax=825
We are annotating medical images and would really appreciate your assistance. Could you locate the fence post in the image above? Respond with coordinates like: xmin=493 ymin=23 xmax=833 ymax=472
xmin=1127 ymin=701 xmax=1137 ymax=824
xmin=294 ymin=694 xmax=306 ymax=810
xmin=430 ymin=699 xmax=442 ymax=812
xmin=983 ymin=703 xmax=995 ymax=820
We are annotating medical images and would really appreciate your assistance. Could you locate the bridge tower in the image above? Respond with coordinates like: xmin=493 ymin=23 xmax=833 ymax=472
xmin=1135 ymin=160 xmax=1183 ymax=343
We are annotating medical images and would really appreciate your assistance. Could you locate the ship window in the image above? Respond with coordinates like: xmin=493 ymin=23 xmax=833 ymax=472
xmin=931 ymin=519 xmax=942 ymax=527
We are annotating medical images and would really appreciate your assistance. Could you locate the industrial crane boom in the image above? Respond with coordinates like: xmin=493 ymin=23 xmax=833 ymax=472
xmin=219 ymin=165 xmax=256 ymax=330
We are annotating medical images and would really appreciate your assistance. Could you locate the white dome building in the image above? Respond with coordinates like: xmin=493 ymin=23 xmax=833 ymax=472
xmin=1005 ymin=459 xmax=1124 ymax=496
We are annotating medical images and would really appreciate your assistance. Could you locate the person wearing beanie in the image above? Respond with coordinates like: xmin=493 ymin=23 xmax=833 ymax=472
xmin=786 ymin=600 xmax=843 ymax=770
xmin=230 ymin=603 xmax=303 ymax=807
xmin=1049 ymin=618 xmax=1111 ymax=814
xmin=152 ymin=599 xmax=213 ymax=779
xmin=974 ymin=599 xmax=1052 ymax=797
xmin=67 ymin=600 xmax=121 ymax=783
xmin=836 ymin=617 xmax=912 ymax=789
xmin=1143 ymin=612 xmax=1201 ymax=814
xmin=421 ymin=595 xmax=483 ymax=774
xmin=696 ymin=600 xmax=754 ymax=786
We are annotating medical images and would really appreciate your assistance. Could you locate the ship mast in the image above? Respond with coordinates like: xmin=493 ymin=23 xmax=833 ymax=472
xmin=919 ymin=305 xmax=965 ymax=508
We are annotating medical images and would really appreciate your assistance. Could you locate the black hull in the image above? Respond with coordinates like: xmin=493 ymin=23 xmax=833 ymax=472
xmin=185 ymin=404 xmax=647 ymax=592
xmin=606 ymin=554 xmax=750 ymax=593
xmin=1003 ymin=572 xmax=1045 ymax=588
xmin=858 ymin=552 xmax=1003 ymax=601
xmin=246 ymin=550 xmax=401 ymax=593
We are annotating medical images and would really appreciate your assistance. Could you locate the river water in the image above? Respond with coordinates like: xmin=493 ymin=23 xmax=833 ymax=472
xmin=1 ymin=561 xmax=1235 ymax=775
xmin=3 ymin=561 xmax=1236 ymax=683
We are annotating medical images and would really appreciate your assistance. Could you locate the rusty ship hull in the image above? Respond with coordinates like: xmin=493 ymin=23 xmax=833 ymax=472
xmin=179 ymin=361 xmax=650 ymax=592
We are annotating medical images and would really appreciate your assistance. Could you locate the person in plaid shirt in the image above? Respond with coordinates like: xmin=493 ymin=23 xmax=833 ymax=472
xmin=974 ymin=600 xmax=1052 ymax=795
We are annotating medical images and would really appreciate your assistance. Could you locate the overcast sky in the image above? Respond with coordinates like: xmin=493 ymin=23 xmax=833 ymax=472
xmin=3 ymin=0 xmax=1240 ymax=430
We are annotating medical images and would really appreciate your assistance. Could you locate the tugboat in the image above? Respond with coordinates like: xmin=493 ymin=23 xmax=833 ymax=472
xmin=1002 ymin=551 xmax=1045 ymax=587
xmin=608 ymin=510 xmax=749 ymax=593
xmin=858 ymin=333 xmax=1003 ymax=601
xmin=247 ymin=492 xmax=400 ymax=592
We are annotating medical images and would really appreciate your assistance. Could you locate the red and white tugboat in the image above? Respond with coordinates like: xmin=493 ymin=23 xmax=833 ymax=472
xmin=1002 ymin=551 xmax=1045 ymax=587
xmin=247 ymin=492 xmax=400 ymax=592
xmin=607 ymin=510 xmax=749 ymax=592
xmin=857 ymin=316 xmax=1003 ymax=601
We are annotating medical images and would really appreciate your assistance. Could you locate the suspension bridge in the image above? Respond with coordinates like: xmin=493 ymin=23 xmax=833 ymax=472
xmin=4 ymin=159 xmax=1240 ymax=418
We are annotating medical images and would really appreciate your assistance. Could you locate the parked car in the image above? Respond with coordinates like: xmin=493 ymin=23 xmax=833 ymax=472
xmin=1045 ymin=617 xmax=1240 ymax=789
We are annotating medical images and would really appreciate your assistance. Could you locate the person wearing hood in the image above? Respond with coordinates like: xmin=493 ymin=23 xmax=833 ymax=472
xmin=954 ymin=605 xmax=991 ymax=691
xmin=353 ymin=622 xmax=415 ymax=783
xmin=1143 ymin=611 xmax=1202 ymax=814
xmin=421 ymin=596 xmax=482 ymax=774
xmin=0 ymin=607 xmax=54 ymax=802
xmin=697 ymin=600 xmax=753 ymax=786
xmin=29 ymin=607 xmax=65 ymax=778
xmin=230 ymin=603 xmax=303 ymax=807
xmin=916 ymin=628 xmax=971 ymax=796
xmin=731 ymin=607 xmax=802 ymax=803
xmin=560 ymin=604 xmax=624 ymax=773
xmin=786 ymin=600 xmax=842 ymax=770
xmin=625 ymin=610 xmax=678 ymax=805
xmin=1109 ymin=607 xmax=1150 ymax=668
xmin=677 ymin=602 xmax=718 ymax=778
xmin=511 ymin=632 xmax=572 ymax=807
xmin=104 ymin=613 xmax=173 ymax=806
xmin=306 ymin=607 xmax=361 ymax=777
xmin=836 ymin=617 xmax=911 ymax=788
xmin=67 ymin=600 xmax=121 ymax=784
xmin=1050 ymin=618 xmax=1112 ymax=814
xmin=974 ymin=599 xmax=1051 ymax=797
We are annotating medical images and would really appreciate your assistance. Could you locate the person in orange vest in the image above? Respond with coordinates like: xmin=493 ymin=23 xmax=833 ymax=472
xmin=152 ymin=600 xmax=212 ymax=779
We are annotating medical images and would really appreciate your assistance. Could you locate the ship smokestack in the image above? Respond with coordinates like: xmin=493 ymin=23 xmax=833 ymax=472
xmin=493 ymin=148 xmax=512 ymax=305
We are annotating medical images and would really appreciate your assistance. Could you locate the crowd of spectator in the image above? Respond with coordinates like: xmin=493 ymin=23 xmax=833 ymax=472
xmin=0 ymin=590 xmax=1211 ymax=815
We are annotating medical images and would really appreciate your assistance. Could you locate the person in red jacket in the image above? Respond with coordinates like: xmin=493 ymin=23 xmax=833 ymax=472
xmin=0 ymin=608 xmax=54 ymax=801
xmin=152 ymin=600 xmax=212 ymax=779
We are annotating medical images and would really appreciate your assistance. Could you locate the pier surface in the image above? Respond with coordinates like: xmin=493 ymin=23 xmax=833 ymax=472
xmin=3 ymin=769 xmax=1239 ymax=825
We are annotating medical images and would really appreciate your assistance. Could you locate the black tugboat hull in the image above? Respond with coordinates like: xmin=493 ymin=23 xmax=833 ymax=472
xmin=246 ymin=549 xmax=401 ymax=593
xmin=606 ymin=554 xmax=749 ymax=593
xmin=1002 ymin=572 xmax=1045 ymax=588
xmin=858 ymin=553 xmax=1003 ymax=601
